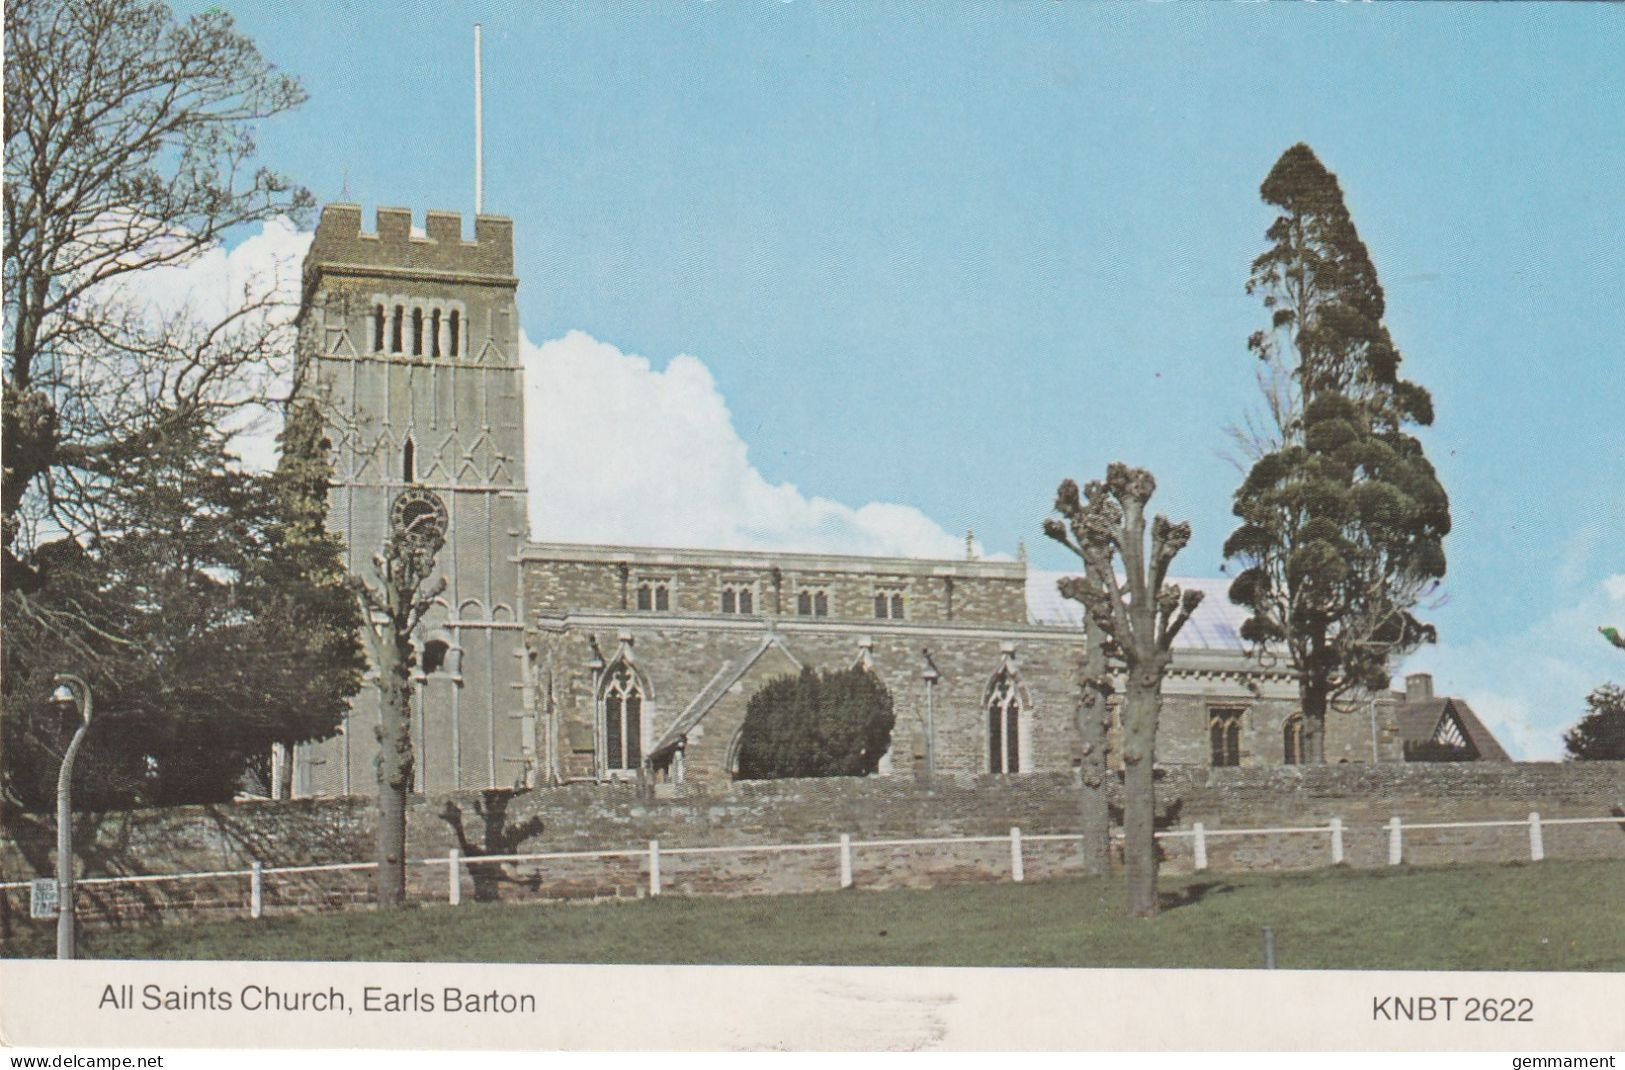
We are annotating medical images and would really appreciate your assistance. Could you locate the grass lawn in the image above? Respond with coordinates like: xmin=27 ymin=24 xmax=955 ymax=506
xmin=4 ymin=859 xmax=1622 ymax=970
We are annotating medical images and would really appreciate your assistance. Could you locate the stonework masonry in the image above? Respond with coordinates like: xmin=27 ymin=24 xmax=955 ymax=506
xmin=6 ymin=763 xmax=1619 ymax=928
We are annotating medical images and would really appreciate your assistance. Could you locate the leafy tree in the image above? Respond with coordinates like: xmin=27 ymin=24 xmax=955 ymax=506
xmin=1 ymin=420 xmax=345 ymax=808
xmin=735 ymin=667 xmax=894 ymax=780
xmin=1224 ymin=144 xmax=1451 ymax=763
xmin=1045 ymin=464 xmax=1203 ymax=917
xmin=248 ymin=400 xmax=366 ymax=797
xmin=1563 ymin=684 xmax=1625 ymax=761
xmin=3 ymin=0 xmax=309 ymax=589
xmin=1601 ymin=627 xmax=1624 ymax=652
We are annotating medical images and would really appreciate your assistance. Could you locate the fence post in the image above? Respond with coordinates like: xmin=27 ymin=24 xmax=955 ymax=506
xmin=1330 ymin=817 xmax=1344 ymax=865
xmin=250 ymin=861 xmax=263 ymax=920
xmin=1010 ymin=826 xmax=1024 ymax=883
xmin=1528 ymin=812 xmax=1544 ymax=862
xmin=1192 ymin=822 xmax=1208 ymax=872
xmin=839 ymin=833 xmax=853 ymax=889
xmin=648 ymin=840 xmax=661 ymax=897
xmin=1387 ymin=817 xmax=1403 ymax=865
xmin=448 ymin=849 xmax=462 ymax=906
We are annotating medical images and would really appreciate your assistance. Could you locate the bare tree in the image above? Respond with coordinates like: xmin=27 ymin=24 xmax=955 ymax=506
xmin=1046 ymin=464 xmax=1202 ymax=917
xmin=3 ymin=0 xmax=310 ymax=593
xmin=350 ymin=515 xmax=445 ymax=908
xmin=1072 ymin=611 xmax=1113 ymax=879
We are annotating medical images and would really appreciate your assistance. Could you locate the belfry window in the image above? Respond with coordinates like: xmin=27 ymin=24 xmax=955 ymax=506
xmin=1283 ymin=712 xmax=1304 ymax=765
xmin=430 ymin=309 xmax=442 ymax=357
xmin=402 ymin=439 xmax=416 ymax=483
xmin=601 ymin=665 xmax=644 ymax=773
xmin=373 ymin=304 xmax=386 ymax=352
xmin=448 ymin=310 xmax=461 ymax=357
xmin=411 ymin=308 xmax=424 ymax=356
xmin=1210 ymin=707 xmax=1244 ymax=768
xmin=988 ymin=669 xmax=1021 ymax=774
xmin=391 ymin=305 xmax=404 ymax=353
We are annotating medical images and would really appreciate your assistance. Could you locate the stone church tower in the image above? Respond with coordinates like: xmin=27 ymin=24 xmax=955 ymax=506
xmin=292 ymin=204 xmax=532 ymax=796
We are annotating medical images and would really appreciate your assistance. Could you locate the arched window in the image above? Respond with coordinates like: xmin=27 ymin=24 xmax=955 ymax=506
xmin=430 ymin=309 xmax=442 ymax=357
xmin=402 ymin=438 xmax=416 ymax=483
xmin=1283 ymin=712 xmax=1304 ymax=765
xmin=1210 ymin=707 xmax=1244 ymax=767
xmin=411 ymin=307 xmax=424 ymax=356
xmin=391 ymin=305 xmax=404 ymax=353
xmin=448 ymin=310 xmax=461 ymax=357
xmin=373 ymin=304 xmax=386 ymax=352
xmin=601 ymin=664 xmax=644 ymax=773
xmin=987 ymin=668 xmax=1021 ymax=774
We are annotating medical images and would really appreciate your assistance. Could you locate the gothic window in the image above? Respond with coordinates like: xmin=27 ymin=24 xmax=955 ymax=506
xmin=430 ymin=309 xmax=442 ymax=357
xmin=636 ymin=578 xmax=670 ymax=612
xmin=1283 ymin=712 xmax=1304 ymax=765
xmin=797 ymin=587 xmax=829 ymax=617
xmin=987 ymin=668 xmax=1021 ymax=774
xmin=448 ymin=310 xmax=461 ymax=357
xmin=402 ymin=438 xmax=416 ymax=483
xmin=1210 ymin=707 xmax=1244 ymax=768
xmin=721 ymin=582 xmax=755 ymax=614
xmin=874 ymin=586 xmax=905 ymax=620
xmin=373 ymin=304 xmax=386 ymax=352
xmin=411 ymin=307 xmax=424 ymax=356
xmin=391 ymin=305 xmax=404 ymax=353
xmin=601 ymin=665 xmax=644 ymax=773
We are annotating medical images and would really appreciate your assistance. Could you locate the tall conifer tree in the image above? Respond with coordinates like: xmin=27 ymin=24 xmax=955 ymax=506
xmin=1225 ymin=144 xmax=1451 ymax=762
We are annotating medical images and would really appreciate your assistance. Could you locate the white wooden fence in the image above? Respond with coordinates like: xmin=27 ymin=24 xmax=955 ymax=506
xmin=3 ymin=811 xmax=1621 ymax=920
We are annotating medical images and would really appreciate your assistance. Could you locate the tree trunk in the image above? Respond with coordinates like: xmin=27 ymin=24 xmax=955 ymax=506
xmin=1301 ymin=677 xmax=1329 ymax=764
xmin=1120 ymin=674 xmax=1161 ymax=917
xmin=374 ymin=640 xmax=414 ymax=908
xmin=275 ymin=742 xmax=295 ymax=799
xmin=1076 ymin=619 xmax=1111 ymax=878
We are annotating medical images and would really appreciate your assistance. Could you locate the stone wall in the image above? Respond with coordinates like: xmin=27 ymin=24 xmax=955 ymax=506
xmin=521 ymin=544 xmax=1030 ymax=626
xmin=3 ymin=763 xmax=1620 ymax=930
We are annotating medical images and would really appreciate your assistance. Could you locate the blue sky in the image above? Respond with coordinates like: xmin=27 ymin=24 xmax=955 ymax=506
xmin=186 ymin=1 xmax=1624 ymax=756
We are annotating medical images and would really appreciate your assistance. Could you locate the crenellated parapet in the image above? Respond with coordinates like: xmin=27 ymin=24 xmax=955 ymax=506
xmin=306 ymin=204 xmax=515 ymax=284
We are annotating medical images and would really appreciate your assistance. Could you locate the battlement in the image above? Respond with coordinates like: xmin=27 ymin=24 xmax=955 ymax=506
xmin=307 ymin=203 xmax=514 ymax=280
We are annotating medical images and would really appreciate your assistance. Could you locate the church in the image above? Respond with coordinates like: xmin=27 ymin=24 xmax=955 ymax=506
xmin=287 ymin=204 xmax=1505 ymax=798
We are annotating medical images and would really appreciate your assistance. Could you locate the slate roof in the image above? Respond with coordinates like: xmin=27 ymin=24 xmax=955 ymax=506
xmin=1025 ymin=571 xmax=1251 ymax=653
xmin=1394 ymin=694 xmax=1512 ymax=762
xmin=649 ymin=634 xmax=802 ymax=760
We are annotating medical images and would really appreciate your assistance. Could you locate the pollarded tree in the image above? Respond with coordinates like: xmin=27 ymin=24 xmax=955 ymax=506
xmin=1563 ymin=684 xmax=1625 ymax=761
xmin=1045 ymin=464 xmax=1203 ymax=917
xmin=350 ymin=499 xmax=446 ymax=908
xmin=1225 ymin=143 xmax=1450 ymax=763
xmin=735 ymin=666 xmax=894 ymax=780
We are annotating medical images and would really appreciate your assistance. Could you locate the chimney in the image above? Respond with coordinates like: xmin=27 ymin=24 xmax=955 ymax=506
xmin=1405 ymin=673 xmax=1434 ymax=704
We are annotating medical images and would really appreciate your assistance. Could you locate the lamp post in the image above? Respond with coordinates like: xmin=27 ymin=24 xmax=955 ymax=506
xmin=50 ymin=673 xmax=93 ymax=961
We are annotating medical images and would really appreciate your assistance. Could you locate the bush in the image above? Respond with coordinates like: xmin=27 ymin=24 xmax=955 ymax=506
xmin=735 ymin=666 xmax=894 ymax=779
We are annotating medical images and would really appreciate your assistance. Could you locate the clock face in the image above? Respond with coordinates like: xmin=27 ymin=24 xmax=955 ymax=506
xmin=390 ymin=488 xmax=448 ymax=552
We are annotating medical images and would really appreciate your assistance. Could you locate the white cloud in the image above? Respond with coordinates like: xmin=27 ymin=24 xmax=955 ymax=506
xmin=130 ymin=226 xmax=983 ymax=560
xmin=92 ymin=217 xmax=311 ymax=472
xmin=522 ymin=330 xmax=983 ymax=558
xmin=1400 ymin=576 xmax=1625 ymax=761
